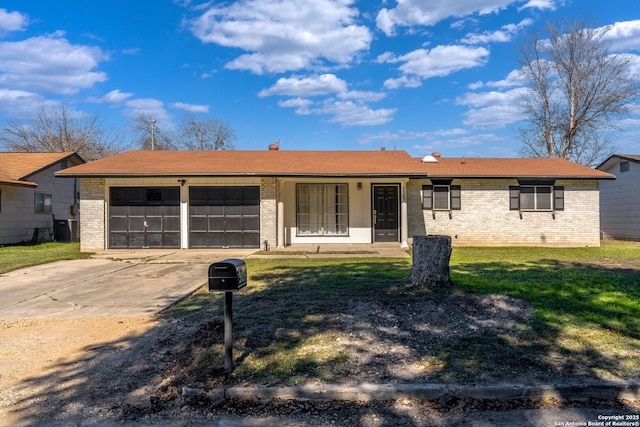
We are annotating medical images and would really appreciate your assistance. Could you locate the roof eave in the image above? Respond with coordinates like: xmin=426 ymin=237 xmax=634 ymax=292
xmin=56 ymin=172 xmax=428 ymax=179
xmin=426 ymin=174 xmax=615 ymax=180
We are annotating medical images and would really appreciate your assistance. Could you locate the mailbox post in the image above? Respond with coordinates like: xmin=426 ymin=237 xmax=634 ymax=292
xmin=208 ymin=258 xmax=247 ymax=375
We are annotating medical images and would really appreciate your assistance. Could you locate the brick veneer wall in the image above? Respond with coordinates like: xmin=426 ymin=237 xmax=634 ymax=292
xmin=260 ymin=177 xmax=277 ymax=249
xmin=79 ymin=178 xmax=105 ymax=251
xmin=407 ymin=178 xmax=601 ymax=247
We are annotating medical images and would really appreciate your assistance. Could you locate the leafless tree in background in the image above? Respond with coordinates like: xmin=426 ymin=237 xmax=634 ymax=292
xmin=0 ymin=106 xmax=123 ymax=161
xmin=518 ymin=20 xmax=639 ymax=166
xmin=133 ymin=114 xmax=235 ymax=150
xmin=176 ymin=114 xmax=235 ymax=150
xmin=132 ymin=114 xmax=177 ymax=150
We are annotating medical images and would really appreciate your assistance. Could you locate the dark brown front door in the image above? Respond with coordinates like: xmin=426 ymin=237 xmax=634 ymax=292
xmin=373 ymin=185 xmax=399 ymax=242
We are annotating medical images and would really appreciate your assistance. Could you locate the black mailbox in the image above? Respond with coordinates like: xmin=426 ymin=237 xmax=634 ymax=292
xmin=208 ymin=258 xmax=247 ymax=292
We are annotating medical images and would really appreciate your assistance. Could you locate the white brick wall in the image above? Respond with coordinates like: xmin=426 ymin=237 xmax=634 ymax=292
xmin=260 ymin=177 xmax=277 ymax=249
xmin=79 ymin=178 xmax=106 ymax=251
xmin=407 ymin=178 xmax=601 ymax=247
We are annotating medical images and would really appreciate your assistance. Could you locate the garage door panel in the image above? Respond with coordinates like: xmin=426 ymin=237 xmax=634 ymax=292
xmin=243 ymin=205 xmax=260 ymax=216
xmin=164 ymin=217 xmax=180 ymax=231
xmin=189 ymin=186 xmax=260 ymax=248
xmin=110 ymin=217 xmax=129 ymax=232
xmin=109 ymin=187 xmax=180 ymax=249
xmin=129 ymin=206 xmax=145 ymax=216
xmin=129 ymin=217 xmax=145 ymax=232
xmin=190 ymin=217 xmax=207 ymax=231
xmin=110 ymin=233 xmax=128 ymax=248
xmin=209 ymin=218 xmax=225 ymax=231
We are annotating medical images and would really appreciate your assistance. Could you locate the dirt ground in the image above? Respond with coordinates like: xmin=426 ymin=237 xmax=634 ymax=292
xmin=2 ymin=288 xmax=638 ymax=426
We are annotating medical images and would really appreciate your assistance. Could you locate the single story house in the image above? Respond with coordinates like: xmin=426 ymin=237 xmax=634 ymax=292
xmin=55 ymin=148 xmax=614 ymax=251
xmin=596 ymin=154 xmax=640 ymax=241
xmin=0 ymin=152 xmax=85 ymax=244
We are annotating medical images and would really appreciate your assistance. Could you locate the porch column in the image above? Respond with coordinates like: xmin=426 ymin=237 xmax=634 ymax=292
xmin=180 ymin=184 xmax=189 ymax=249
xmin=277 ymin=180 xmax=285 ymax=248
xmin=401 ymin=182 xmax=409 ymax=248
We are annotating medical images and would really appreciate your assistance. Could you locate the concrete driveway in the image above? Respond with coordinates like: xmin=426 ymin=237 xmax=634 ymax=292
xmin=0 ymin=250 xmax=256 ymax=319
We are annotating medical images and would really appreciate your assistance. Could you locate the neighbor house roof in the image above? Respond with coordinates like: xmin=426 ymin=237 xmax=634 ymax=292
xmin=0 ymin=152 xmax=84 ymax=187
xmin=55 ymin=150 xmax=614 ymax=180
xmin=596 ymin=154 xmax=640 ymax=172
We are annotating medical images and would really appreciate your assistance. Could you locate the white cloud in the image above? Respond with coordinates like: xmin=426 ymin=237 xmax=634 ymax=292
xmin=603 ymin=20 xmax=640 ymax=52
xmin=170 ymin=102 xmax=210 ymax=113
xmin=358 ymin=128 xmax=469 ymax=146
xmin=278 ymin=97 xmax=313 ymax=114
xmin=337 ymin=90 xmax=386 ymax=102
xmin=0 ymin=9 xmax=28 ymax=34
xmin=313 ymin=100 xmax=396 ymax=126
xmin=456 ymin=87 xmax=528 ymax=127
xmin=376 ymin=0 xmax=517 ymax=36
xmin=189 ymin=0 xmax=371 ymax=74
xmin=280 ymin=97 xmax=395 ymax=126
xmin=88 ymin=89 xmax=134 ymax=104
xmin=0 ymin=88 xmax=57 ymax=118
xmin=0 ymin=33 xmax=108 ymax=94
xmin=382 ymin=45 xmax=490 ymax=80
xmin=383 ymin=76 xmax=422 ymax=89
xmin=468 ymin=69 xmax=526 ymax=89
xmin=519 ymin=0 xmax=557 ymax=11
xmin=461 ymin=18 xmax=532 ymax=45
xmin=124 ymin=98 xmax=173 ymax=126
xmin=258 ymin=74 xmax=348 ymax=97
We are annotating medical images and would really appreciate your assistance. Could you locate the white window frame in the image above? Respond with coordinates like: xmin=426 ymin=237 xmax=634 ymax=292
xmin=519 ymin=185 xmax=553 ymax=211
xmin=296 ymin=184 xmax=349 ymax=236
xmin=35 ymin=192 xmax=52 ymax=214
xmin=432 ymin=185 xmax=451 ymax=211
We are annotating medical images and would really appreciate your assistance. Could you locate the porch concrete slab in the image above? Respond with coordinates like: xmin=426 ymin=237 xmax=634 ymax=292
xmin=248 ymin=243 xmax=410 ymax=258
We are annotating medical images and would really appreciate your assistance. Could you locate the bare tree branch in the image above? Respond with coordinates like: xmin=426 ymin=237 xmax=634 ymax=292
xmin=518 ymin=19 xmax=639 ymax=166
xmin=0 ymin=106 xmax=123 ymax=160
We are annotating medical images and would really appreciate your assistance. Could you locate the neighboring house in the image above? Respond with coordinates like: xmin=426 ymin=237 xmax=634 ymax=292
xmin=596 ymin=154 xmax=640 ymax=241
xmin=55 ymin=149 xmax=613 ymax=251
xmin=0 ymin=152 xmax=85 ymax=245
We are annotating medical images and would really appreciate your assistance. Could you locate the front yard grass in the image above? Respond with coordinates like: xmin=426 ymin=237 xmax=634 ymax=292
xmin=164 ymin=241 xmax=640 ymax=387
xmin=0 ymin=242 xmax=91 ymax=274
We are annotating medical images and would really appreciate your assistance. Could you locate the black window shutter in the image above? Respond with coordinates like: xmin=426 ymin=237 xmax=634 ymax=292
xmin=450 ymin=185 xmax=461 ymax=210
xmin=554 ymin=186 xmax=564 ymax=211
xmin=422 ymin=185 xmax=433 ymax=210
xmin=509 ymin=186 xmax=520 ymax=210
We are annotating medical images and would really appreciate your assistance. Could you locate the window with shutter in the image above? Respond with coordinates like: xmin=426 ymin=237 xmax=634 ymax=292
xmin=422 ymin=184 xmax=461 ymax=210
xmin=510 ymin=183 xmax=562 ymax=212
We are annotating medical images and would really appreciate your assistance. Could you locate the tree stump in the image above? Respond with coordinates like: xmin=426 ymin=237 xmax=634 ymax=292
xmin=411 ymin=235 xmax=452 ymax=287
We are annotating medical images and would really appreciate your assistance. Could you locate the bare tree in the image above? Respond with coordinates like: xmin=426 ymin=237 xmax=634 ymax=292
xmin=0 ymin=106 xmax=122 ymax=161
xmin=133 ymin=114 xmax=236 ymax=150
xmin=518 ymin=20 xmax=639 ymax=166
xmin=132 ymin=114 xmax=177 ymax=150
xmin=176 ymin=114 xmax=235 ymax=150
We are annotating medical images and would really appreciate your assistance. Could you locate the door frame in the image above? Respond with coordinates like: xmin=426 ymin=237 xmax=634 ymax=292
xmin=371 ymin=183 xmax=400 ymax=243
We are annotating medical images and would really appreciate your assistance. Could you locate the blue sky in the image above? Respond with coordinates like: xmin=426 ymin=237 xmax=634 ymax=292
xmin=0 ymin=0 xmax=639 ymax=159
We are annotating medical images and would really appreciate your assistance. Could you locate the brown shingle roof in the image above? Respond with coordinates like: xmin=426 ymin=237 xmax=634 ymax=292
xmin=0 ymin=152 xmax=82 ymax=187
xmin=55 ymin=150 xmax=613 ymax=179
xmin=56 ymin=150 xmax=430 ymax=177
xmin=422 ymin=157 xmax=614 ymax=179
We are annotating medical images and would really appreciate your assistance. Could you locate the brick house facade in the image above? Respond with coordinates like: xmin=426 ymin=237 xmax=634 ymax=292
xmin=56 ymin=150 xmax=613 ymax=251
